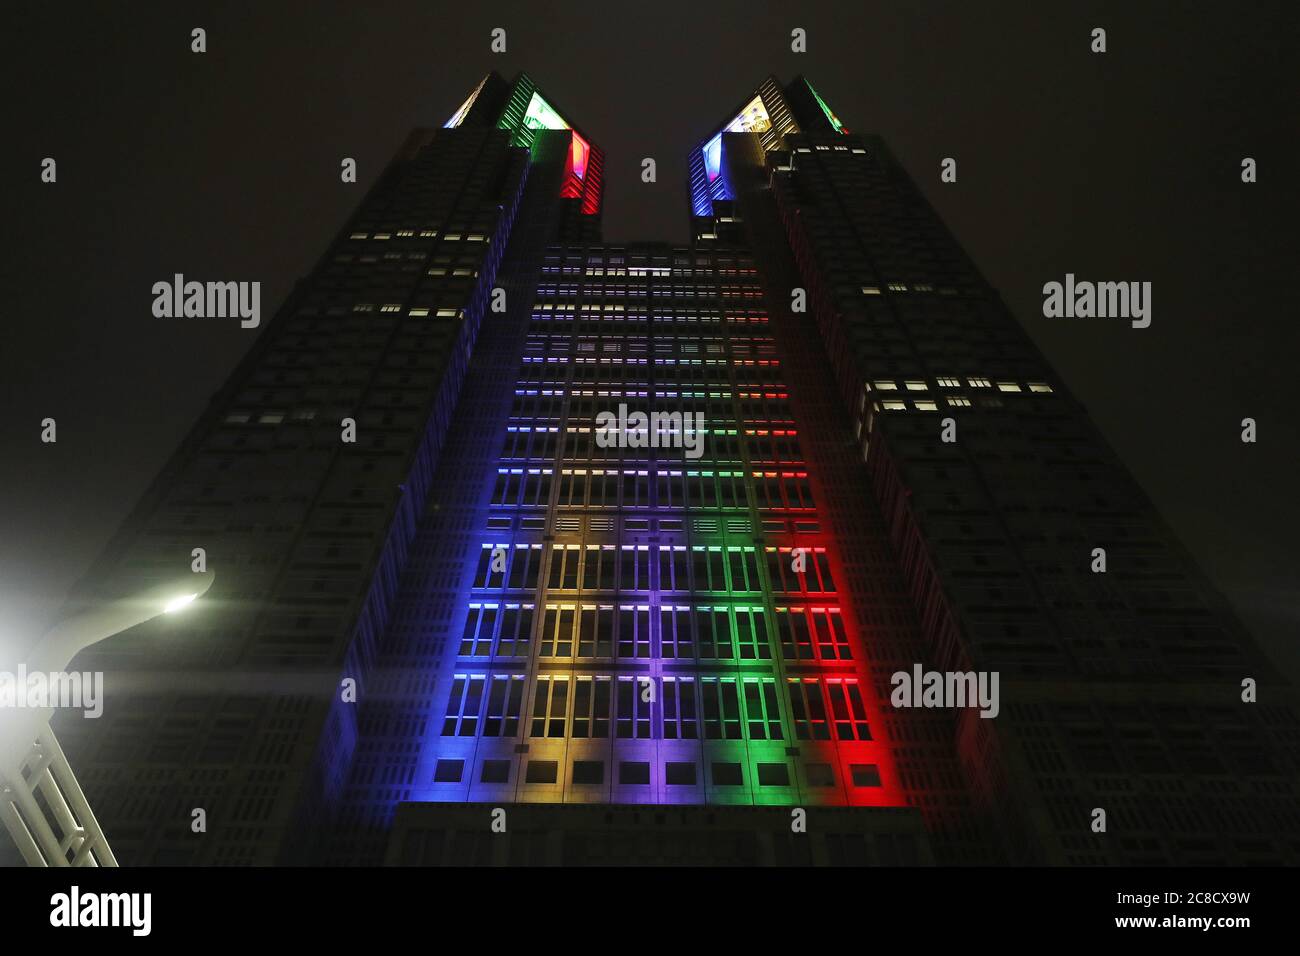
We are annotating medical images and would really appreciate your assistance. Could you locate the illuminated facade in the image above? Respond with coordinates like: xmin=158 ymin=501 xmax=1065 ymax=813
xmin=34 ymin=73 xmax=1295 ymax=868
xmin=396 ymin=245 xmax=904 ymax=809
xmin=695 ymin=77 xmax=1298 ymax=866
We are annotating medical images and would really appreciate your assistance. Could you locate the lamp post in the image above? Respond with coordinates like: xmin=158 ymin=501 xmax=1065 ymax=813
xmin=0 ymin=569 xmax=213 ymax=866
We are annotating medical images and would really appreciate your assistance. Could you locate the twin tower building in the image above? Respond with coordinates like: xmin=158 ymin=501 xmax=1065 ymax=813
xmin=34 ymin=73 xmax=1296 ymax=866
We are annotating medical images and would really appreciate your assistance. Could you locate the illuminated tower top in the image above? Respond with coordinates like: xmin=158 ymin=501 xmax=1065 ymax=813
xmin=445 ymin=71 xmax=604 ymax=218
xmin=688 ymin=76 xmax=848 ymax=218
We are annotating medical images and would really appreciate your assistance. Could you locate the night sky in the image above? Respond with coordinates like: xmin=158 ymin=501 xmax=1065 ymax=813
xmin=3 ymin=2 xmax=1296 ymax=678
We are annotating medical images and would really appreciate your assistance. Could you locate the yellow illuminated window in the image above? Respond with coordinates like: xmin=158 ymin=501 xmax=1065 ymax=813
xmin=727 ymin=95 xmax=772 ymax=135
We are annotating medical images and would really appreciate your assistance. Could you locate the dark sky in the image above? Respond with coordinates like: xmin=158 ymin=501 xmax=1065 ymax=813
xmin=3 ymin=1 xmax=1297 ymax=676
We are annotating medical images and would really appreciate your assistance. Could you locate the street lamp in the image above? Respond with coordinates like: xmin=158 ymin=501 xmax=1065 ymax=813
xmin=0 ymin=569 xmax=214 ymax=867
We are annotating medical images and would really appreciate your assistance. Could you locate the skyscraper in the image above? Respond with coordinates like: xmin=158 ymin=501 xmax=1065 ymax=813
xmin=27 ymin=72 xmax=1295 ymax=867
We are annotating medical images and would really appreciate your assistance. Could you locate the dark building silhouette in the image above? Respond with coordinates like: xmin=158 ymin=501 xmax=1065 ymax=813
xmin=25 ymin=73 xmax=1296 ymax=867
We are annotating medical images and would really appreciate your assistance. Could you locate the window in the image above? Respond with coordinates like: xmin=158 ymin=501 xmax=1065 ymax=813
xmin=540 ymin=605 xmax=575 ymax=658
xmin=787 ymin=678 xmax=830 ymax=740
xmin=701 ymin=678 xmax=743 ymax=739
xmin=850 ymin=763 xmax=882 ymax=787
xmin=827 ymin=679 xmax=872 ymax=740
xmin=547 ymin=544 xmax=582 ymax=588
xmin=711 ymin=762 xmax=744 ymax=786
xmin=658 ymin=546 xmax=689 ymax=590
xmin=665 ymin=762 xmax=697 ymax=786
xmin=618 ymin=761 xmax=650 ymax=785
xmin=583 ymin=545 xmax=616 ymax=589
xmin=529 ymin=676 xmax=569 ymax=737
xmin=442 ymin=675 xmax=486 ymax=736
xmin=810 ymin=607 xmax=851 ymax=660
xmin=726 ymin=547 xmax=762 ymax=592
xmin=775 ymin=607 xmax=812 ymax=660
xmin=433 ymin=759 xmax=464 ymax=783
xmin=482 ymin=675 xmax=525 ymax=737
xmin=691 ymin=546 xmax=727 ymax=590
xmin=572 ymin=760 xmax=605 ymax=785
xmin=617 ymin=546 xmax=651 ymax=590
xmin=525 ymin=760 xmax=558 ymax=784
xmin=734 ymin=607 xmax=770 ymax=660
xmin=577 ymin=605 xmax=614 ymax=658
xmin=459 ymin=604 xmax=497 ymax=656
xmin=757 ymin=763 xmax=790 ymax=787
xmin=571 ymin=676 xmax=611 ymax=738
xmin=696 ymin=606 xmax=734 ymax=659
xmin=805 ymin=763 xmax=836 ymax=787
xmin=615 ymin=676 xmax=652 ymax=738
xmin=508 ymin=545 xmax=543 ymax=589
xmin=660 ymin=605 xmax=694 ymax=659
xmin=742 ymin=678 xmax=784 ymax=740
xmin=662 ymin=677 xmax=698 ymax=739
xmin=480 ymin=760 xmax=510 ymax=784
xmin=617 ymin=605 xmax=651 ymax=658
xmin=495 ymin=604 xmax=534 ymax=658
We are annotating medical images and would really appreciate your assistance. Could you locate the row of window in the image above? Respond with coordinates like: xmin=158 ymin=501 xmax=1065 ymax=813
xmin=874 ymin=396 xmax=1013 ymax=412
xmin=513 ymin=386 xmax=787 ymax=400
xmin=869 ymin=377 xmax=1054 ymax=393
xmin=540 ymin=249 xmax=755 ymax=267
xmin=520 ymin=354 xmax=782 ymax=368
xmin=431 ymin=755 xmax=882 ymax=789
xmin=533 ymin=285 xmax=764 ymax=300
xmin=347 ymin=229 xmax=489 ymax=242
xmin=472 ymin=543 xmax=837 ymax=595
xmin=441 ymin=674 xmax=873 ymax=743
xmin=498 ymin=427 xmax=803 ymax=465
xmin=527 ymin=317 xmax=769 ymax=332
xmin=510 ymin=397 xmax=792 ymax=420
xmin=459 ymin=603 xmax=852 ymax=662
xmin=489 ymin=468 xmax=815 ymax=510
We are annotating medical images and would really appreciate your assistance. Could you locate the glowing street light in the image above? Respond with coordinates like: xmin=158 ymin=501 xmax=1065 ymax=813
xmin=163 ymin=592 xmax=199 ymax=614
xmin=0 ymin=569 xmax=214 ymax=866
